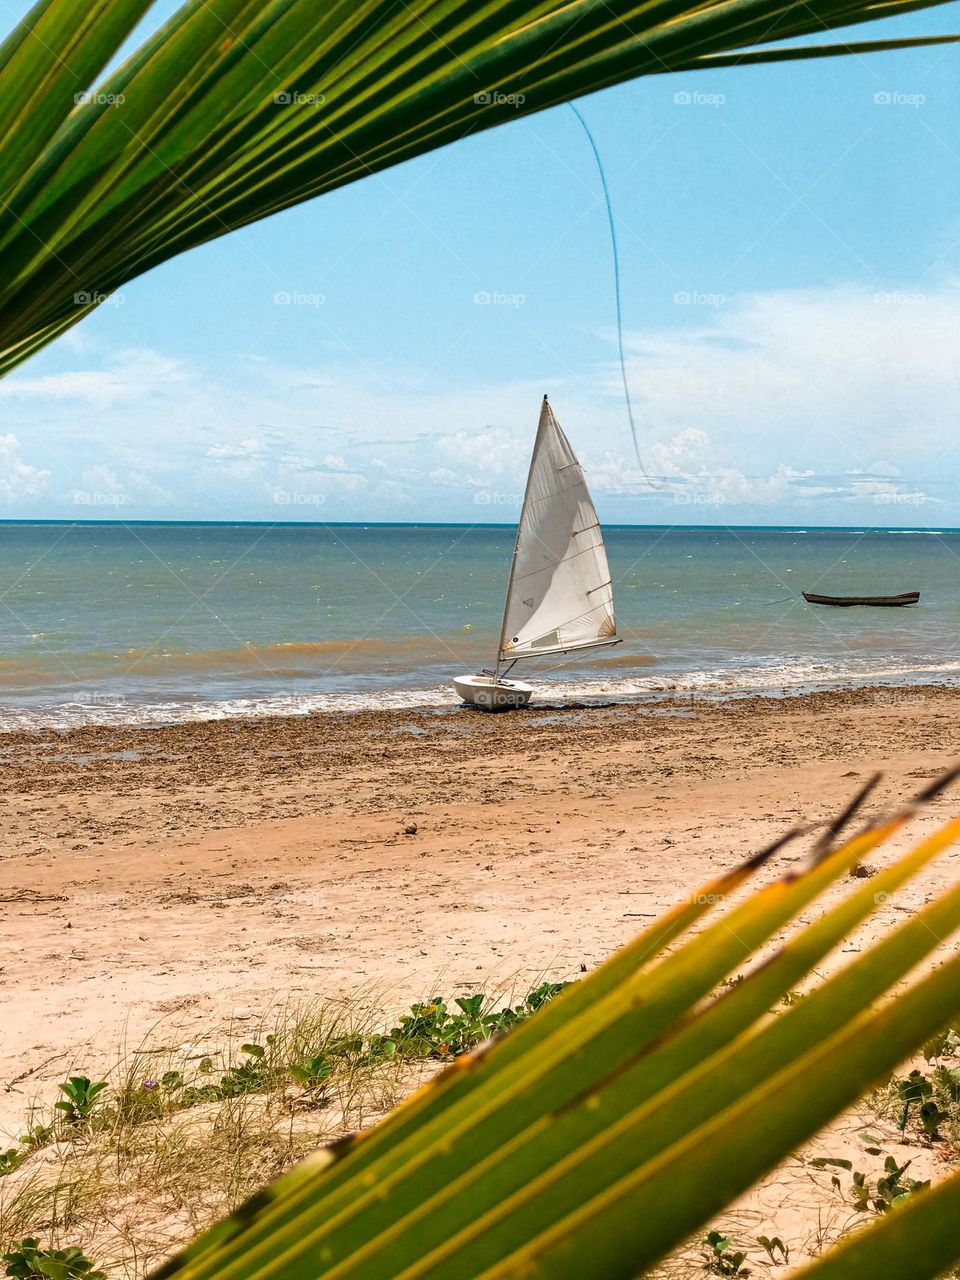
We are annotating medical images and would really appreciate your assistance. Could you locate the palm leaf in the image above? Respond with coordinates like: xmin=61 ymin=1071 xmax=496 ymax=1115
xmin=152 ymin=775 xmax=960 ymax=1280
xmin=1 ymin=0 xmax=959 ymax=375
xmin=0 ymin=0 xmax=153 ymax=191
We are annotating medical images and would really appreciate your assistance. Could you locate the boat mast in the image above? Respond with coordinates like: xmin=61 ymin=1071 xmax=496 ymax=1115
xmin=494 ymin=394 xmax=550 ymax=682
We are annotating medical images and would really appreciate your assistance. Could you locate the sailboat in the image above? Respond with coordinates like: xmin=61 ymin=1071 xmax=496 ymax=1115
xmin=454 ymin=395 xmax=620 ymax=710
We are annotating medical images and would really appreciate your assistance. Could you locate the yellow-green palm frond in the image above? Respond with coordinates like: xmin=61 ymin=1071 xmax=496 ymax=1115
xmin=151 ymin=769 xmax=960 ymax=1280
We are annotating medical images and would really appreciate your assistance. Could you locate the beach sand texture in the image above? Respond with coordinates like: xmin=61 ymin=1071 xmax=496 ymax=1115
xmin=3 ymin=684 xmax=960 ymax=1128
xmin=3 ymin=685 xmax=960 ymax=1274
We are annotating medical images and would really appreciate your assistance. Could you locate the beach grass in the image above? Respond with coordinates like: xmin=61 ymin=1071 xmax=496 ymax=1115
xmin=0 ymin=983 xmax=571 ymax=1276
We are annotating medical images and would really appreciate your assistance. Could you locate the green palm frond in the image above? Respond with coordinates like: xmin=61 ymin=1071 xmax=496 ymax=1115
xmin=150 ymin=773 xmax=960 ymax=1280
xmin=1 ymin=0 xmax=959 ymax=376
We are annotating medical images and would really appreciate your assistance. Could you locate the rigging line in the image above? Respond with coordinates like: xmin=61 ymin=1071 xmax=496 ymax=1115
xmin=567 ymin=102 xmax=662 ymax=492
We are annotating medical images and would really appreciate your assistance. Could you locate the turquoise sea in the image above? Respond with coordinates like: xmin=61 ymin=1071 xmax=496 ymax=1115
xmin=0 ymin=521 xmax=958 ymax=728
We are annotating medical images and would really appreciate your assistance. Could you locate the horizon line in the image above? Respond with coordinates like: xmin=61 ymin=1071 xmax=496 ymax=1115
xmin=0 ymin=519 xmax=957 ymax=532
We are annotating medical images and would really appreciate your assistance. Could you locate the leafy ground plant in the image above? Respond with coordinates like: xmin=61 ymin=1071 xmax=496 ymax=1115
xmin=872 ymin=1049 xmax=960 ymax=1148
xmin=53 ymin=1081 xmax=107 ymax=1130
xmin=895 ymin=1069 xmax=944 ymax=1137
xmin=702 ymin=1230 xmax=750 ymax=1276
xmin=287 ymin=1055 xmax=334 ymax=1093
xmin=755 ymin=1235 xmax=788 ymax=1265
xmin=850 ymin=1156 xmax=930 ymax=1214
xmin=2 ymin=1239 xmax=105 ymax=1280
xmin=386 ymin=985 xmax=570 ymax=1060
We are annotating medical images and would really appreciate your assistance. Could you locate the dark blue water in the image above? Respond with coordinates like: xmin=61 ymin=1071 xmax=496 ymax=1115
xmin=0 ymin=522 xmax=957 ymax=726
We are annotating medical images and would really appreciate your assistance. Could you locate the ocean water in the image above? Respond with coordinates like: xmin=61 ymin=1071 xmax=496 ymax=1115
xmin=0 ymin=521 xmax=958 ymax=728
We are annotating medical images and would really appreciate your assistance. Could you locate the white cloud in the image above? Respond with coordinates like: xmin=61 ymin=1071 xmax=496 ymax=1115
xmin=206 ymin=437 xmax=264 ymax=460
xmin=434 ymin=428 xmax=525 ymax=487
xmin=0 ymin=434 xmax=50 ymax=503
xmin=652 ymin=427 xmax=709 ymax=476
xmin=8 ymin=282 xmax=960 ymax=520
xmin=615 ymin=286 xmax=960 ymax=472
xmin=848 ymin=461 xmax=902 ymax=478
xmin=0 ymin=349 xmax=182 ymax=407
xmin=81 ymin=465 xmax=124 ymax=493
xmin=847 ymin=475 xmax=934 ymax=509
xmin=59 ymin=330 xmax=95 ymax=355
xmin=586 ymin=432 xmax=832 ymax=507
xmin=276 ymin=454 xmax=367 ymax=495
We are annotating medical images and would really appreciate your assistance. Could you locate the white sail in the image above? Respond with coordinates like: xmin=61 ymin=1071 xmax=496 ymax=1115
xmin=498 ymin=397 xmax=618 ymax=663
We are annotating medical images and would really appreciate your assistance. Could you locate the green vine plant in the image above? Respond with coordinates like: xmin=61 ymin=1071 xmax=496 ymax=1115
xmin=2 ymin=1240 xmax=105 ymax=1280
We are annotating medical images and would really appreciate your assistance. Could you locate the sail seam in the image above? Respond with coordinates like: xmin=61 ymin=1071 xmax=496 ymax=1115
xmin=511 ymin=543 xmax=608 ymax=583
xmin=505 ymin=603 xmax=615 ymax=647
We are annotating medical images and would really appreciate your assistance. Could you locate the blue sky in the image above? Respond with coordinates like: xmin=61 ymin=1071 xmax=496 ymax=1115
xmin=3 ymin=1 xmax=960 ymax=524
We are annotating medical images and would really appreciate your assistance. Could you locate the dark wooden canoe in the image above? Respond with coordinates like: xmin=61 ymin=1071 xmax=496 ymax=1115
xmin=802 ymin=590 xmax=920 ymax=607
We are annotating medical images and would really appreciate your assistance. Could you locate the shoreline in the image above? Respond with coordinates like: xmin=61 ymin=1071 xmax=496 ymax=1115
xmin=2 ymin=668 xmax=960 ymax=733
xmin=3 ymin=675 xmax=958 ymax=749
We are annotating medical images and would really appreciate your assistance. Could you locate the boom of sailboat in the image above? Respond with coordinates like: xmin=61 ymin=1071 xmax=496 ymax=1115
xmin=454 ymin=395 xmax=620 ymax=710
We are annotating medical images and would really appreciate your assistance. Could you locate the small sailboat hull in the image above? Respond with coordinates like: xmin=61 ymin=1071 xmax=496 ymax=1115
xmin=453 ymin=673 xmax=533 ymax=711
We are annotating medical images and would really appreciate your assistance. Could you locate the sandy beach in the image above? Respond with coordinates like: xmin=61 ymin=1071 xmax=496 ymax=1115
xmin=3 ymin=683 xmax=960 ymax=1140
xmin=5 ymin=0 xmax=960 ymax=1267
